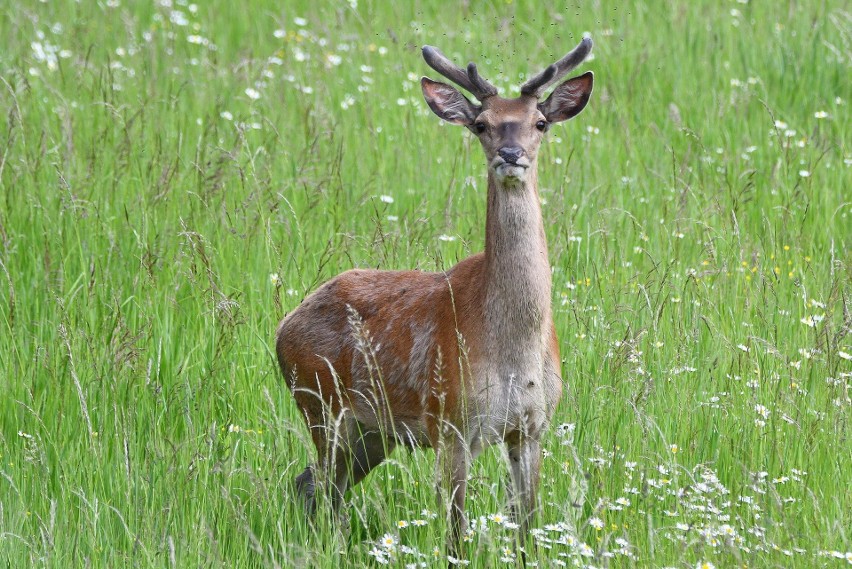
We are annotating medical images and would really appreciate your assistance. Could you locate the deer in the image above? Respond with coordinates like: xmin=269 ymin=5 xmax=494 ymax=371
xmin=276 ymin=37 xmax=594 ymax=558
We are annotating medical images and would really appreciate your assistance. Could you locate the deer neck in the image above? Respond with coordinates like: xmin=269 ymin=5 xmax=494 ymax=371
xmin=482 ymin=166 xmax=552 ymax=355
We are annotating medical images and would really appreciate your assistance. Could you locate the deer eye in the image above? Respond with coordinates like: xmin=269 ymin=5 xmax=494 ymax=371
xmin=535 ymin=120 xmax=548 ymax=132
xmin=472 ymin=122 xmax=486 ymax=134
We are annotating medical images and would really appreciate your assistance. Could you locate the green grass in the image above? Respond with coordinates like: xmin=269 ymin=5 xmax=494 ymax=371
xmin=1 ymin=0 xmax=850 ymax=567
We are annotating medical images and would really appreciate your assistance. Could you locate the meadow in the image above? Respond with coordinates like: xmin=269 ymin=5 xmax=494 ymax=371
xmin=1 ymin=1 xmax=850 ymax=567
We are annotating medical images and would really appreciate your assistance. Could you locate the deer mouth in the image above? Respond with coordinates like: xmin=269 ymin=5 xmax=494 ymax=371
xmin=494 ymin=160 xmax=529 ymax=180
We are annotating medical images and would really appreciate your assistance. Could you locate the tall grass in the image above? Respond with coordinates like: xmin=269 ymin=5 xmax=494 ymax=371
xmin=0 ymin=1 xmax=849 ymax=567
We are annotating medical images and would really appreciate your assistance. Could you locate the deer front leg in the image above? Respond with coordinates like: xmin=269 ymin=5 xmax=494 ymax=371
xmin=435 ymin=443 xmax=469 ymax=560
xmin=506 ymin=434 xmax=541 ymax=552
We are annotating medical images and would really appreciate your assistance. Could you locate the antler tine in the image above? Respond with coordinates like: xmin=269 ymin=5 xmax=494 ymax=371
xmin=465 ymin=62 xmax=498 ymax=99
xmin=422 ymin=45 xmax=498 ymax=101
xmin=521 ymin=36 xmax=593 ymax=98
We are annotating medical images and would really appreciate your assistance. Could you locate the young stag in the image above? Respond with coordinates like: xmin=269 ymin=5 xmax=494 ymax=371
xmin=276 ymin=38 xmax=594 ymax=553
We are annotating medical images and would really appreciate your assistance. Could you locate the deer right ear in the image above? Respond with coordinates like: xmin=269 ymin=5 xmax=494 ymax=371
xmin=421 ymin=77 xmax=479 ymax=125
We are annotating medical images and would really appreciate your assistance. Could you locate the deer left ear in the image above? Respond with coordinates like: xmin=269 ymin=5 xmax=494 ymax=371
xmin=539 ymin=71 xmax=594 ymax=123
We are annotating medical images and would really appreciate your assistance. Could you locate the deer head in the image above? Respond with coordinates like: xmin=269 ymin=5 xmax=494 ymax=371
xmin=420 ymin=38 xmax=594 ymax=184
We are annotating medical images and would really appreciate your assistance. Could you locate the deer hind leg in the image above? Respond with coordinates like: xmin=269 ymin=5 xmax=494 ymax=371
xmin=293 ymin=405 xmax=358 ymax=517
xmin=294 ymin=464 xmax=317 ymax=514
xmin=349 ymin=428 xmax=396 ymax=488
xmin=321 ymin=410 xmax=359 ymax=511
xmin=506 ymin=433 xmax=542 ymax=555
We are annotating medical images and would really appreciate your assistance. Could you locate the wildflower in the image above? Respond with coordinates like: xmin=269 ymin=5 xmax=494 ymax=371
xmin=800 ymin=314 xmax=824 ymax=327
xmin=379 ymin=195 xmax=394 ymax=203
xmin=380 ymin=533 xmax=396 ymax=549
xmin=220 ymin=111 xmax=233 ymax=121
xmin=579 ymin=543 xmax=594 ymax=557
xmin=838 ymin=351 xmax=852 ymax=361
xmin=814 ymin=111 xmax=829 ymax=119
xmin=397 ymin=520 xmax=408 ymax=529
xmin=412 ymin=519 xmax=427 ymax=526
xmin=270 ymin=273 xmax=281 ymax=287
xmin=798 ymin=170 xmax=810 ymax=178
xmin=670 ymin=444 xmax=679 ymax=454
xmin=367 ymin=547 xmax=388 ymax=564
xmin=170 ymin=10 xmax=189 ymax=26
xmin=589 ymin=517 xmax=604 ymax=530
xmin=488 ymin=513 xmax=506 ymax=525
xmin=293 ymin=17 xmax=307 ymax=26
xmin=245 ymin=87 xmax=261 ymax=100
xmin=696 ymin=562 xmax=715 ymax=569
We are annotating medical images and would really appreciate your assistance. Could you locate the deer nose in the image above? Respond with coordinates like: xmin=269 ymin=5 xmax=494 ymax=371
xmin=498 ymin=146 xmax=525 ymax=164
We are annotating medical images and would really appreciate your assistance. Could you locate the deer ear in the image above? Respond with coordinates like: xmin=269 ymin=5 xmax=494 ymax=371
xmin=539 ymin=71 xmax=593 ymax=123
xmin=421 ymin=77 xmax=479 ymax=125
